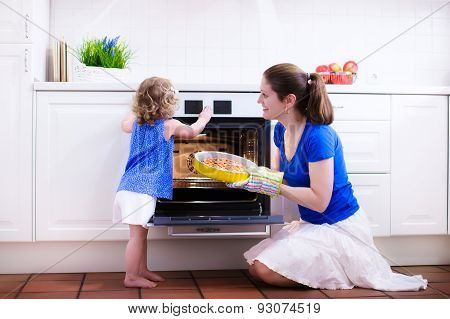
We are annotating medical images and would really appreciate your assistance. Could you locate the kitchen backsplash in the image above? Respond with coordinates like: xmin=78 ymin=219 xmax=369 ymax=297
xmin=51 ymin=0 xmax=450 ymax=86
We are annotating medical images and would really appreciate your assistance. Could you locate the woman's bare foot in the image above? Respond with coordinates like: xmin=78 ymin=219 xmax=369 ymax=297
xmin=124 ymin=276 xmax=158 ymax=288
xmin=140 ymin=269 xmax=165 ymax=282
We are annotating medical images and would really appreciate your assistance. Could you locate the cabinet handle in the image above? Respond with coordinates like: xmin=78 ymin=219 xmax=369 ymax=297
xmin=332 ymin=105 xmax=344 ymax=109
xmin=24 ymin=48 xmax=29 ymax=72
xmin=25 ymin=14 xmax=30 ymax=39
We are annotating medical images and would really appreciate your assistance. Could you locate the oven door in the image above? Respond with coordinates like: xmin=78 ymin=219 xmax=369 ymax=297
xmin=151 ymin=117 xmax=283 ymax=227
xmin=151 ymin=188 xmax=283 ymax=226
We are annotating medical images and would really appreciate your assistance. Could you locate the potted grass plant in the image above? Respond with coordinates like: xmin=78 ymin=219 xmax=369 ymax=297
xmin=73 ymin=36 xmax=133 ymax=82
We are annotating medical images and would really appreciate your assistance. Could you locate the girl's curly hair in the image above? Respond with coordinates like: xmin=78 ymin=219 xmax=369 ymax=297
xmin=132 ymin=77 xmax=178 ymax=125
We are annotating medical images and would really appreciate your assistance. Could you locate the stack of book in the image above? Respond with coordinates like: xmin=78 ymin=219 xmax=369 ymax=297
xmin=50 ymin=38 xmax=68 ymax=82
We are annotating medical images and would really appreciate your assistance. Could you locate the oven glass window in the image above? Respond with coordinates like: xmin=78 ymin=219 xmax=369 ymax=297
xmin=173 ymin=127 xmax=259 ymax=182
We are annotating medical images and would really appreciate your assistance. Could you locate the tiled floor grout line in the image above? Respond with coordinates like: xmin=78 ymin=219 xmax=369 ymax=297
xmin=437 ymin=265 xmax=450 ymax=272
xmin=379 ymin=289 xmax=391 ymax=299
xmin=76 ymin=273 xmax=87 ymax=299
xmin=421 ymin=282 xmax=449 ymax=299
xmin=189 ymin=271 xmax=205 ymax=299
xmin=320 ymin=291 xmax=332 ymax=299
xmin=240 ymin=269 xmax=269 ymax=299
xmin=12 ymin=274 xmax=33 ymax=299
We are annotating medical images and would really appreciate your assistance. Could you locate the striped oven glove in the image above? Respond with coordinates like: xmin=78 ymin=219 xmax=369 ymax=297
xmin=227 ymin=166 xmax=284 ymax=197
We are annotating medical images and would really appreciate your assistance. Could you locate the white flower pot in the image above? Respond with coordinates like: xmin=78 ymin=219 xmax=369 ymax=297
xmin=72 ymin=62 xmax=131 ymax=83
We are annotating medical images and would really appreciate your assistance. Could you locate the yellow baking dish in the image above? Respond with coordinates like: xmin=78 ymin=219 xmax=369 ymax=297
xmin=193 ymin=151 xmax=257 ymax=183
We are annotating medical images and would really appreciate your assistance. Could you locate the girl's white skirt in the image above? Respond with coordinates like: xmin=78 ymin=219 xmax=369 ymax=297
xmin=113 ymin=190 xmax=156 ymax=229
xmin=244 ymin=209 xmax=427 ymax=291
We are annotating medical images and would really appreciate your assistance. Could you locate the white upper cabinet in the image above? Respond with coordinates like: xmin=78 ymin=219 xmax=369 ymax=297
xmin=35 ymin=92 xmax=133 ymax=241
xmin=391 ymin=95 xmax=448 ymax=235
xmin=0 ymin=45 xmax=32 ymax=241
xmin=0 ymin=0 xmax=33 ymax=43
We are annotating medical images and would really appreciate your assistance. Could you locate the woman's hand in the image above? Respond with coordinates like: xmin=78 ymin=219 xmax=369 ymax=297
xmin=227 ymin=166 xmax=284 ymax=197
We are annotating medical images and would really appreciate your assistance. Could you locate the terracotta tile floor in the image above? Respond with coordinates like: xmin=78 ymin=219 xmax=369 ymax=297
xmin=1 ymin=266 xmax=449 ymax=299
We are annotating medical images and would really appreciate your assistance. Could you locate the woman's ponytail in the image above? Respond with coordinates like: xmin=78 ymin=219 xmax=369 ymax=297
xmin=306 ymin=73 xmax=333 ymax=124
xmin=263 ymin=64 xmax=334 ymax=125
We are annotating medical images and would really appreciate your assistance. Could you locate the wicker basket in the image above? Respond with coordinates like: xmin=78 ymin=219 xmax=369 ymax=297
xmin=318 ymin=72 xmax=357 ymax=85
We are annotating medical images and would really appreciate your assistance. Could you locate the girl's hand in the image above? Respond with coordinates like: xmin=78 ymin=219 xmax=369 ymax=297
xmin=199 ymin=105 xmax=212 ymax=122
xmin=121 ymin=113 xmax=136 ymax=133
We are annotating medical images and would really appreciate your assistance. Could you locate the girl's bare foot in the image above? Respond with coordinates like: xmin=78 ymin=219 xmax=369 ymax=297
xmin=140 ymin=269 xmax=165 ymax=282
xmin=124 ymin=276 xmax=158 ymax=288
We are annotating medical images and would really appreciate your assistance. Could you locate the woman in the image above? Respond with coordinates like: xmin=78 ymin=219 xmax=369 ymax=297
xmin=229 ymin=63 xmax=427 ymax=291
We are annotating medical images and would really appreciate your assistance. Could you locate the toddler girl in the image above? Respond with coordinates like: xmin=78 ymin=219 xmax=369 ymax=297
xmin=113 ymin=77 xmax=212 ymax=288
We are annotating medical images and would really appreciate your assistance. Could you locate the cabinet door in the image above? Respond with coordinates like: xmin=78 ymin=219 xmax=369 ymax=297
xmin=348 ymin=174 xmax=390 ymax=237
xmin=331 ymin=121 xmax=390 ymax=173
xmin=36 ymin=92 xmax=133 ymax=241
xmin=0 ymin=45 xmax=32 ymax=241
xmin=391 ymin=95 xmax=447 ymax=235
xmin=0 ymin=0 xmax=33 ymax=43
xmin=273 ymin=175 xmax=390 ymax=235
xmin=329 ymin=94 xmax=390 ymax=121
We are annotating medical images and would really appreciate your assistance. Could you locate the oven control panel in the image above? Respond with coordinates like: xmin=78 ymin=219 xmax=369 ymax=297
xmin=184 ymin=100 xmax=232 ymax=115
xmin=175 ymin=92 xmax=261 ymax=117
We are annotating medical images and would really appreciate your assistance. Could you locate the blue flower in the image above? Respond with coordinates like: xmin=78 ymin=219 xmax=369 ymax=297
xmin=102 ymin=36 xmax=120 ymax=52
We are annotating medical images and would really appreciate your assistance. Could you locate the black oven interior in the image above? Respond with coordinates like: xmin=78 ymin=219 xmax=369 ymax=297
xmin=152 ymin=117 xmax=282 ymax=225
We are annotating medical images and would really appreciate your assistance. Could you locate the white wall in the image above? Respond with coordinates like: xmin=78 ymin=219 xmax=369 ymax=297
xmin=32 ymin=0 xmax=50 ymax=81
xmin=49 ymin=0 xmax=450 ymax=86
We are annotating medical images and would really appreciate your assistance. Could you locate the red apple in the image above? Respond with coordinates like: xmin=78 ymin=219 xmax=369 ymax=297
xmin=328 ymin=63 xmax=342 ymax=73
xmin=315 ymin=65 xmax=328 ymax=72
xmin=343 ymin=60 xmax=358 ymax=73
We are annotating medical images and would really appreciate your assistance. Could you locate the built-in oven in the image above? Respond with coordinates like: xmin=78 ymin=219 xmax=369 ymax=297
xmin=150 ymin=90 xmax=283 ymax=235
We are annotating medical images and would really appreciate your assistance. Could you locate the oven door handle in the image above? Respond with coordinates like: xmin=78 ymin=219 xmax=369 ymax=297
xmin=167 ymin=225 xmax=270 ymax=237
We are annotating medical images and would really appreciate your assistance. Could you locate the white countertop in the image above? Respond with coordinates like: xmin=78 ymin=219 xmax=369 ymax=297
xmin=33 ymin=82 xmax=450 ymax=95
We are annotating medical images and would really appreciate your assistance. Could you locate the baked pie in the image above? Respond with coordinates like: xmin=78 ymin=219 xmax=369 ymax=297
xmin=202 ymin=158 xmax=246 ymax=173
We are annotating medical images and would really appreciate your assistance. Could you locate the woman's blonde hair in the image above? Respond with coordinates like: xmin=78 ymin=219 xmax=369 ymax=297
xmin=132 ymin=77 xmax=178 ymax=125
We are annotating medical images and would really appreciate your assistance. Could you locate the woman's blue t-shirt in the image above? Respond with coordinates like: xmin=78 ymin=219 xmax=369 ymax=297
xmin=274 ymin=121 xmax=359 ymax=224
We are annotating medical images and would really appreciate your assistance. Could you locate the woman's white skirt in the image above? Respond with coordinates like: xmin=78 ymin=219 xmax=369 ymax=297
xmin=244 ymin=209 xmax=427 ymax=291
xmin=113 ymin=190 xmax=156 ymax=229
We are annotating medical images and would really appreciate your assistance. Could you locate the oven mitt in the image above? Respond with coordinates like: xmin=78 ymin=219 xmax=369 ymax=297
xmin=227 ymin=166 xmax=284 ymax=197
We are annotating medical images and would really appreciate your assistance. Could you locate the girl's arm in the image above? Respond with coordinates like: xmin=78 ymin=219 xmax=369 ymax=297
xmin=164 ymin=106 xmax=212 ymax=139
xmin=280 ymin=158 xmax=334 ymax=213
xmin=121 ymin=113 xmax=136 ymax=133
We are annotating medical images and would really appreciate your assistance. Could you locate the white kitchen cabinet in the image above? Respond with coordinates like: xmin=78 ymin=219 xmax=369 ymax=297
xmin=276 ymin=175 xmax=390 ymax=236
xmin=0 ymin=45 xmax=32 ymax=241
xmin=35 ymin=92 xmax=133 ymax=241
xmin=391 ymin=95 xmax=448 ymax=235
xmin=0 ymin=0 xmax=33 ymax=43
xmin=331 ymin=121 xmax=390 ymax=173
xmin=329 ymin=94 xmax=391 ymax=173
xmin=328 ymin=94 xmax=390 ymax=121
xmin=348 ymin=174 xmax=390 ymax=237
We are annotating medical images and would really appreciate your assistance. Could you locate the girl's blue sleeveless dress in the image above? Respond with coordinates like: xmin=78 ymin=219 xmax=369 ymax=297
xmin=113 ymin=119 xmax=174 ymax=228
